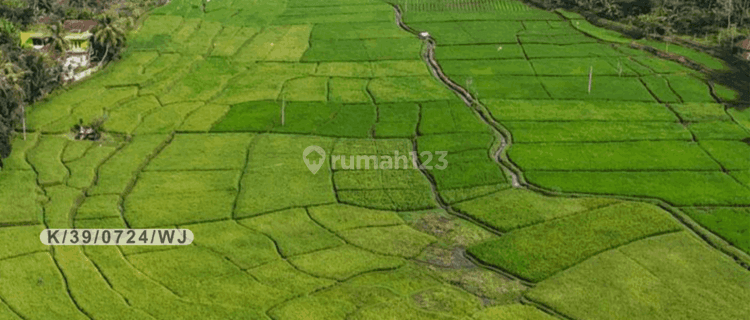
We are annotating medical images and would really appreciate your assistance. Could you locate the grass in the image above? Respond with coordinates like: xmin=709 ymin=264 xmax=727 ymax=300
xmin=280 ymin=77 xmax=328 ymax=101
xmin=134 ymin=102 xmax=204 ymax=134
xmin=0 ymin=170 xmax=43 ymax=223
xmin=131 ymin=170 xmax=240 ymax=194
xmin=236 ymin=167 xmax=337 ymax=215
xmin=146 ymin=133 xmax=254 ymax=170
xmin=503 ymin=121 xmax=691 ymax=142
xmin=27 ymin=135 xmax=68 ymax=185
xmin=472 ymin=305 xmax=557 ymax=320
xmin=639 ymin=75 xmax=682 ymax=102
xmin=265 ymin=25 xmax=314 ymax=61
xmin=211 ymin=101 xmax=282 ymax=132
xmin=631 ymin=56 xmax=694 ymax=74
xmin=88 ymin=134 xmax=169 ymax=195
xmin=371 ymin=60 xmax=429 ymax=77
xmin=338 ymin=225 xmax=437 ymax=257
xmin=1 ymin=132 xmax=39 ymax=170
xmin=375 ymin=103 xmax=420 ymax=138
xmin=75 ymin=195 xmax=120 ymax=220
xmin=435 ymin=44 xmax=526 ymax=60
xmin=338 ymin=189 xmax=437 ymax=211
xmin=530 ymin=58 xmax=621 ymax=76
xmin=302 ymin=39 xmax=370 ymax=61
xmin=328 ymin=78 xmax=371 ymax=103
xmin=125 ymin=190 xmax=236 ymax=227
xmin=670 ymin=102 xmax=730 ymax=121
xmin=638 ymin=39 xmax=729 ymax=71
xmin=682 ymin=207 xmax=750 ymax=254
xmin=368 ymin=77 xmax=455 ymax=102
xmin=235 ymin=25 xmax=296 ymax=62
xmin=454 ymin=188 xmax=617 ymax=231
xmin=419 ymin=100 xmax=488 ymax=134
xmin=0 ymin=253 xmax=89 ymax=319
xmin=418 ymin=132 xmax=494 ymax=153
xmin=455 ymin=75 xmax=550 ymax=99
xmin=84 ymin=246 xmax=261 ymax=318
xmin=316 ymin=62 xmax=374 ymax=77
xmin=53 ymin=246 xmax=147 ymax=319
xmin=439 ymin=183 xmax=509 ymax=203
xmin=525 ymin=171 xmax=750 ymax=205
xmin=43 ymin=87 xmax=139 ymax=133
xmin=105 ymin=96 xmax=162 ymax=134
xmin=248 ymin=260 xmax=334 ymax=296
xmin=289 ymin=245 xmax=404 ymax=280
xmin=65 ymin=145 xmax=117 ymax=189
xmin=334 ymin=170 xmax=432 ymax=190
xmin=509 ymin=141 xmax=721 ymax=171
xmin=522 ymin=43 xmax=624 ymax=58
xmin=239 ymin=208 xmax=345 ymax=257
xmin=468 ymin=202 xmax=681 ymax=281
xmin=312 ymin=22 xmax=408 ymax=39
xmin=98 ymin=51 xmax=159 ymax=86
xmin=269 ymin=296 xmax=356 ymax=320
xmin=234 ymin=135 xmax=337 ymax=215
xmin=178 ymin=104 xmax=231 ymax=132
xmin=699 ymin=140 xmax=750 ymax=170
xmin=526 ymin=232 xmax=750 ymax=320
xmin=125 ymin=246 xmax=239 ymax=293
xmin=731 ymin=170 xmax=750 ymax=187
xmin=427 ymin=149 xmax=507 ymax=190
xmin=158 ymin=58 xmax=240 ymax=105
xmin=308 ymin=204 xmax=405 ymax=231
xmin=44 ymin=185 xmax=83 ymax=228
xmin=485 ymin=99 xmax=677 ymax=121
xmin=363 ymin=38 xmax=425 ymax=60
xmin=519 ymin=33 xmax=597 ymax=45
xmin=211 ymin=26 xmax=260 ymax=56
xmin=441 ymin=60 xmax=536 ymax=76
xmin=130 ymin=15 xmax=183 ymax=50
xmin=0 ymin=225 xmax=46 ymax=260
xmin=539 ymin=76 xmax=656 ymax=101
xmin=664 ymin=75 xmax=716 ymax=102
xmin=570 ymin=19 xmax=631 ymax=43
xmin=182 ymin=21 xmax=223 ymax=55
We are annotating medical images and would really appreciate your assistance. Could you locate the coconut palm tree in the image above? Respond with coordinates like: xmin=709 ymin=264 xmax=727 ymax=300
xmin=48 ymin=21 xmax=70 ymax=57
xmin=92 ymin=14 xmax=127 ymax=67
xmin=30 ymin=0 xmax=55 ymax=13
xmin=0 ymin=59 xmax=27 ymax=140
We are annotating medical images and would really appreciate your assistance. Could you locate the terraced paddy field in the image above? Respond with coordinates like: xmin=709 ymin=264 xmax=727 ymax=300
xmin=1 ymin=0 xmax=749 ymax=319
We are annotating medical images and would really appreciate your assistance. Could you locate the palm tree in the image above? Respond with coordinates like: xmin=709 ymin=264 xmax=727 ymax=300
xmin=92 ymin=14 xmax=127 ymax=67
xmin=0 ymin=59 xmax=27 ymax=140
xmin=48 ymin=21 xmax=70 ymax=57
xmin=30 ymin=0 xmax=55 ymax=13
xmin=69 ymin=0 xmax=88 ymax=9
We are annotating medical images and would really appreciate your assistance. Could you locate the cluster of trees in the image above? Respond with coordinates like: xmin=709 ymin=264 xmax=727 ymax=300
xmin=538 ymin=0 xmax=750 ymax=43
xmin=0 ymin=0 xmax=167 ymax=167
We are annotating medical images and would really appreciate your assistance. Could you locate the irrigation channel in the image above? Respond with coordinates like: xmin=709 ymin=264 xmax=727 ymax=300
xmin=389 ymin=4 xmax=750 ymax=277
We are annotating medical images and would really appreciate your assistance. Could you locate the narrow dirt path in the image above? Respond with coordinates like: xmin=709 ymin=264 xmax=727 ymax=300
xmin=393 ymin=6 xmax=522 ymax=188
xmin=390 ymin=5 xmax=750 ymax=274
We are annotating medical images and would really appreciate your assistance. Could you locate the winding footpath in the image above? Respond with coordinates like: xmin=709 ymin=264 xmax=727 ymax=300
xmin=390 ymin=5 xmax=750 ymax=274
xmin=393 ymin=6 xmax=522 ymax=188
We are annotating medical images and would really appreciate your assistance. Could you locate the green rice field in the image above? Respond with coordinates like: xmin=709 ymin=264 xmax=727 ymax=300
xmin=1 ymin=0 xmax=749 ymax=319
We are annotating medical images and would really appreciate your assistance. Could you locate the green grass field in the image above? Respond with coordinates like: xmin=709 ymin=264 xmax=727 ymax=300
xmin=1 ymin=0 xmax=748 ymax=318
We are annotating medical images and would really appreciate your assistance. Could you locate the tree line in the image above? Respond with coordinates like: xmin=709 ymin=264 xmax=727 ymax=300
xmin=0 ymin=0 xmax=167 ymax=167
xmin=536 ymin=0 xmax=749 ymax=42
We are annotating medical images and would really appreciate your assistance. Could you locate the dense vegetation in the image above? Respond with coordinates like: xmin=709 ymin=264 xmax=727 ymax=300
xmin=531 ymin=0 xmax=750 ymax=45
xmin=0 ymin=0 xmax=166 ymax=166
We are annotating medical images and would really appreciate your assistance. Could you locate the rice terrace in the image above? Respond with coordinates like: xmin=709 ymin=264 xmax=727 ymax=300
xmin=2 ymin=0 xmax=750 ymax=318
